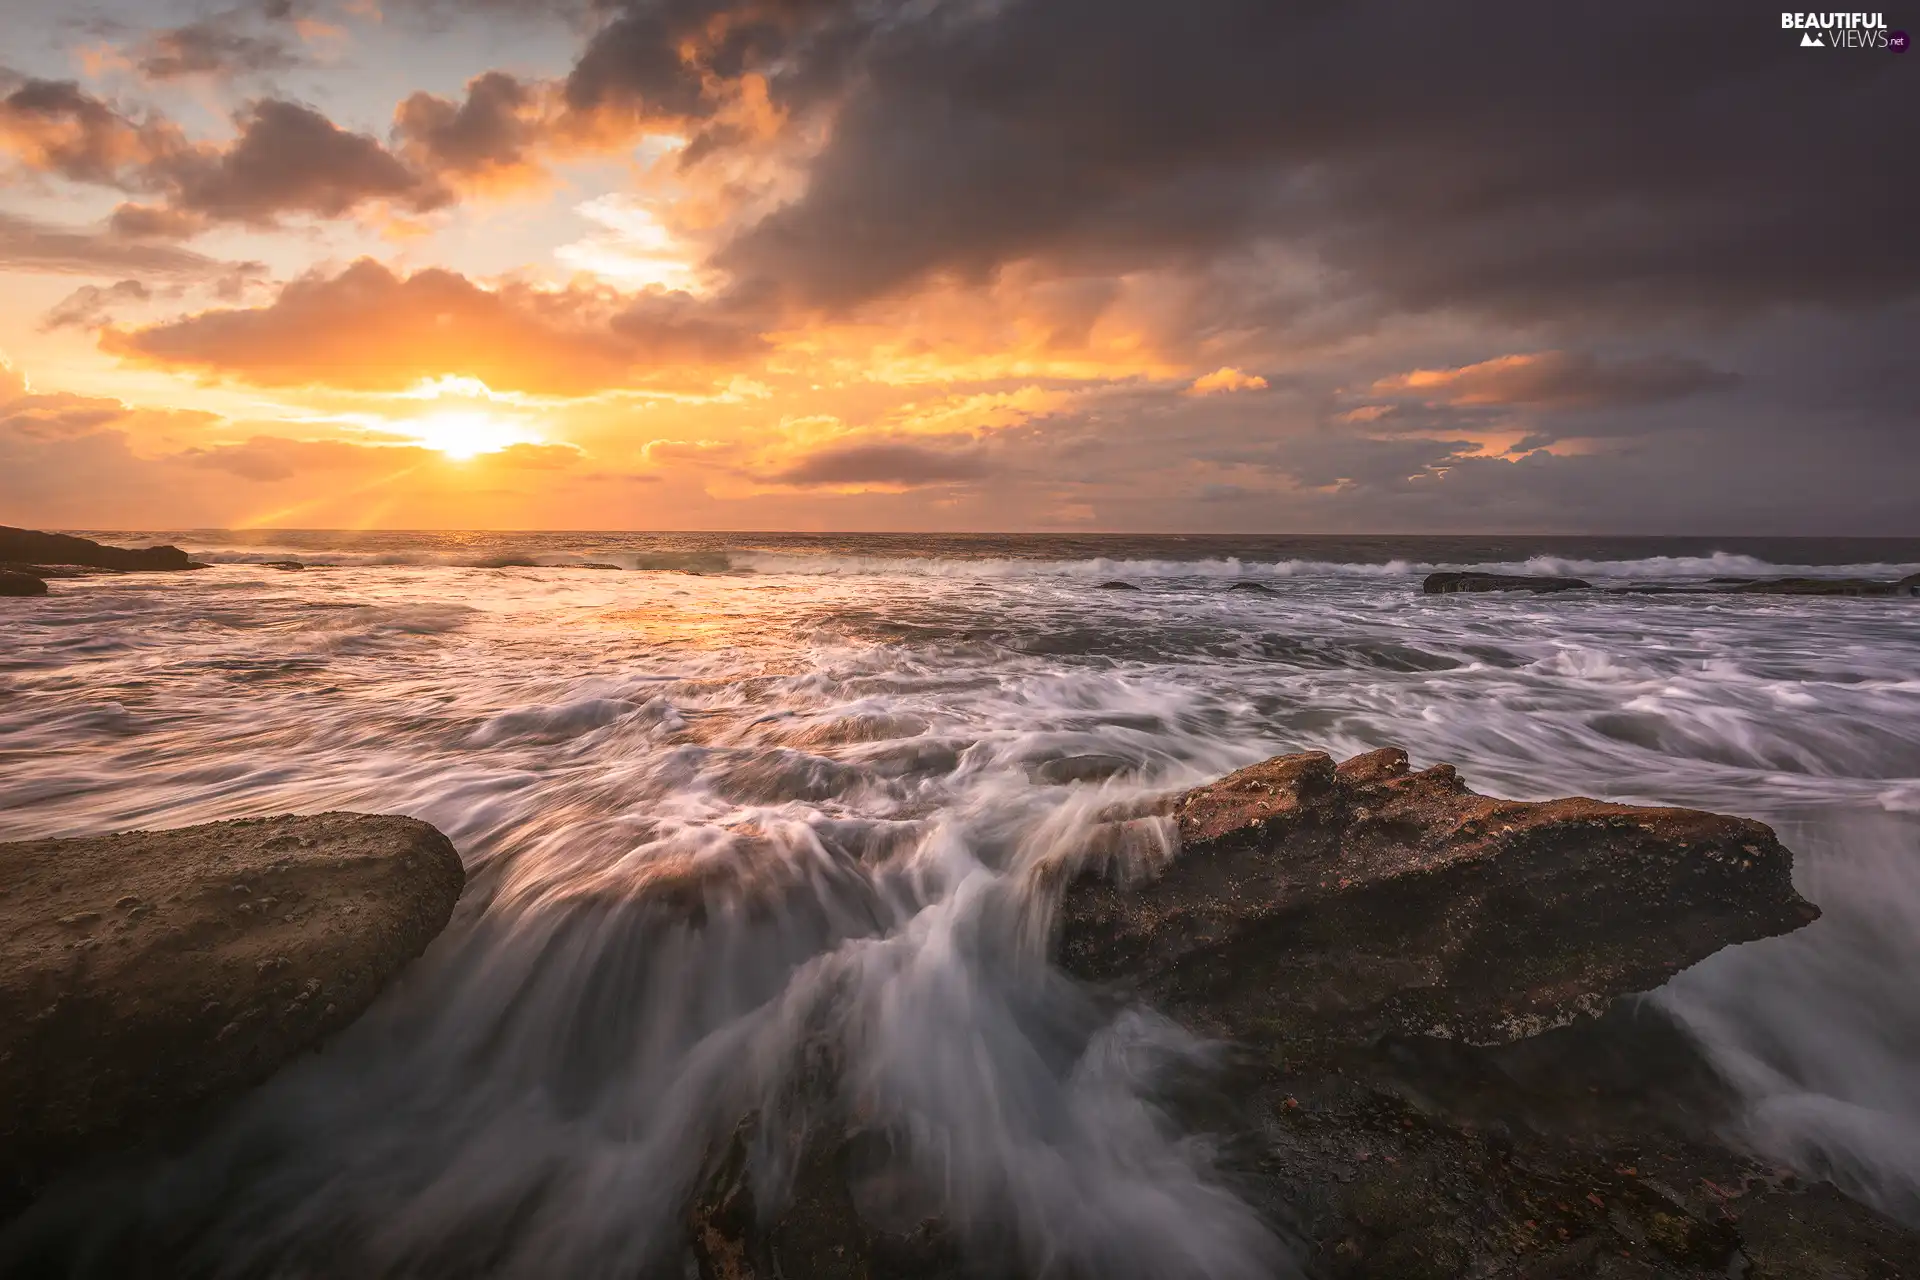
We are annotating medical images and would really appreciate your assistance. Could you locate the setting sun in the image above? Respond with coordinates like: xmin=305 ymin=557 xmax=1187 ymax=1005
xmin=399 ymin=409 xmax=536 ymax=460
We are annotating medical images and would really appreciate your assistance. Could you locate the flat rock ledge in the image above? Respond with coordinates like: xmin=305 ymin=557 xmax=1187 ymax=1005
xmin=0 ymin=813 xmax=463 ymax=1207
xmin=0 ymin=527 xmax=205 ymax=595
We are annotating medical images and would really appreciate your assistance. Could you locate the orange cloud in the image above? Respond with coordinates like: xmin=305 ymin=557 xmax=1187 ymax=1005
xmin=1369 ymin=351 xmax=1734 ymax=410
xmin=102 ymin=260 xmax=765 ymax=396
xmin=1186 ymin=367 xmax=1268 ymax=396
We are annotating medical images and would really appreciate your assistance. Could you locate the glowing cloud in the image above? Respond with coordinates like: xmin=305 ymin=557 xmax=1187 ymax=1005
xmin=1186 ymin=367 xmax=1268 ymax=396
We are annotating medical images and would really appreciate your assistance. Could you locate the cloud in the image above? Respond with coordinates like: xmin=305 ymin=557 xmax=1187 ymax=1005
xmin=103 ymin=258 xmax=761 ymax=394
xmin=1187 ymin=367 xmax=1267 ymax=396
xmin=2 ymin=80 xmax=447 ymax=231
xmin=164 ymin=99 xmax=450 ymax=227
xmin=181 ymin=434 xmax=424 ymax=481
xmin=41 ymin=279 xmax=151 ymax=332
xmin=1369 ymin=351 xmax=1737 ymax=410
xmin=0 ymin=210 xmax=239 ymax=276
xmin=131 ymin=15 xmax=308 ymax=81
xmin=761 ymin=440 xmax=994 ymax=488
xmin=394 ymin=71 xmax=547 ymax=189
xmin=0 ymin=77 xmax=185 ymax=186
xmin=598 ymin=0 xmax=1919 ymax=324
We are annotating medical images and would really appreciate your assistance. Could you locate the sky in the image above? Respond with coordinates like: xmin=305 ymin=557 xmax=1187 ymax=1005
xmin=1 ymin=0 xmax=1915 ymax=533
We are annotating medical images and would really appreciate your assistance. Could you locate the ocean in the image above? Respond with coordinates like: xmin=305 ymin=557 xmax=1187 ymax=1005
xmin=3 ymin=531 xmax=1918 ymax=1276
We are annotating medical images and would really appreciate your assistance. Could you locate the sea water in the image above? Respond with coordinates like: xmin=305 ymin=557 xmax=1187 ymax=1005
xmin=2 ymin=532 xmax=1916 ymax=1276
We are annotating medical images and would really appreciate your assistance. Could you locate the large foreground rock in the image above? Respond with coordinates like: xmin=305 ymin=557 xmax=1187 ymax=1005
xmin=1057 ymin=747 xmax=1817 ymax=1052
xmin=1050 ymin=749 xmax=1919 ymax=1277
xmin=0 ymin=525 xmax=197 ymax=572
xmin=0 ymin=813 xmax=464 ymax=1206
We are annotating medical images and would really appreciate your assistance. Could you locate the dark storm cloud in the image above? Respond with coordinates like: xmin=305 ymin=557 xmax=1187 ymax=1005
xmin=763 ymin=440 xmax=994 ymax=487
xmin=564 ymin=0 xmax=859 ymax=120
xmin=561 ymin=0 xmax=1917 ymax=319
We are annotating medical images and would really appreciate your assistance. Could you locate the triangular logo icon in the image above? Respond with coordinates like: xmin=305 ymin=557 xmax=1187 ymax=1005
xmin=1800 ymin=31 xmax=1824 ymax=46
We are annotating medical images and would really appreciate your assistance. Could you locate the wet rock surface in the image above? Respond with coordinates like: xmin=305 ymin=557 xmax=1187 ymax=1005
xmin=1425 ymin=569 xmax=1920 ymax=598
xmin=0 ymin=526 xmax=199 ymax=573
xmin=684 ymin=750 xmax=1916 ymax=1277
xmin=1057 ymin=747 xmax=1817 ymax=1051
xmin=0 ymin=813 xmax=464 ymax=1211
xmin=1047 ymin=749 xmax=1915 ymax=1277
xmin=0 ymin=569 xmax=47 ymax=597
xmin=1425 ymin=572 xmax=1594 ymax=594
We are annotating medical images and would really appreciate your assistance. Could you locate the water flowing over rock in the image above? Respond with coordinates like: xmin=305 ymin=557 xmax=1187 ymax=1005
xmin=0 ymin=526 xmax=199 ymax=572
xmin=0 ymin=813 xmax=464 ymax=1209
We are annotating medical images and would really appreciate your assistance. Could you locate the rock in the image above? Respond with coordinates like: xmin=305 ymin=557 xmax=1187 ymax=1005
xmin=1051 ymin=749 xmax=1920 ymax=1276
xmin=0 ymin=813 xmax=464 ymax=1207
xmin=689 ymin=1119 xmax=973 ymax=1280
xmin=1726 ymin=576 xmax=1918 ymax=597
xmin=1032 ymin=754 xmax=1134 ymax=785
xmin=1226 ymin=581 xmax=1276 ymax=593
xmin=1424 ymin=571 xmax=1592 ymax=594
xmin=0 ymin=526 xmax=198 ymax=572
xmin=261 ymin=560 xmax=305 ymax=571
xmin=0 ymin=570 xmax=47 ymax=597
xmin=1056 ymin=747 xmax=1817 ymax=1052
xmin=1096 ymin=580 xmax=1141 ymax=591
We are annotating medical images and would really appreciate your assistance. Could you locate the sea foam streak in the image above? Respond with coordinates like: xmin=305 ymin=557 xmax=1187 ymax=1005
xmin=2 ymin=532 xmax=1917 ymax=1273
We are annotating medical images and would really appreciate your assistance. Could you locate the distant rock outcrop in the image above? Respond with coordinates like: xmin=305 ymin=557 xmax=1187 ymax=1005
xmin=0 ymin=813 xmax=465 ymax=1209
xmin=1425 ymin=568 xmax=1920 ymax=598
xmin=0 ymin=526 xmax=199 ymax=573
xmin=1424 ymin=571 xmax=1593 ymax=594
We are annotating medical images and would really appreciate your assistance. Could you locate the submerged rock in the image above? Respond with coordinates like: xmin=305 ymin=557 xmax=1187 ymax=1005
xmin=0 ymin=813 xmax=464 ymax=1207
xmin=1096 ymin=580 xmax=1142 ymax=591
xmin=0 ymin=569 xmax=47 ymax=597
xmin=1424 ymin=571 xmax=1592 ymax=594
xmin=0 ymin=526 xmax=199 ymax=572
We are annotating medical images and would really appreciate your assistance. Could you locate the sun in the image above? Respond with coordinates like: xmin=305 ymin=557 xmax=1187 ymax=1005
xmin=399 ymin=409 xmax=534 ymax=460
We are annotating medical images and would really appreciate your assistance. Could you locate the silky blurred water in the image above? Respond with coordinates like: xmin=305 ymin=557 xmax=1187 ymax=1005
xmin=2 ymin=532 xmax=1917 ymax=1276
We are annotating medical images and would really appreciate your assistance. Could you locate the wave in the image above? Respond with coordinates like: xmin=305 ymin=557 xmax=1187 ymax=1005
xmin=186 ymin=545 xmax=1917 ymax=583
xmin=1460 ymin=551 xmax=1920 ymax=581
